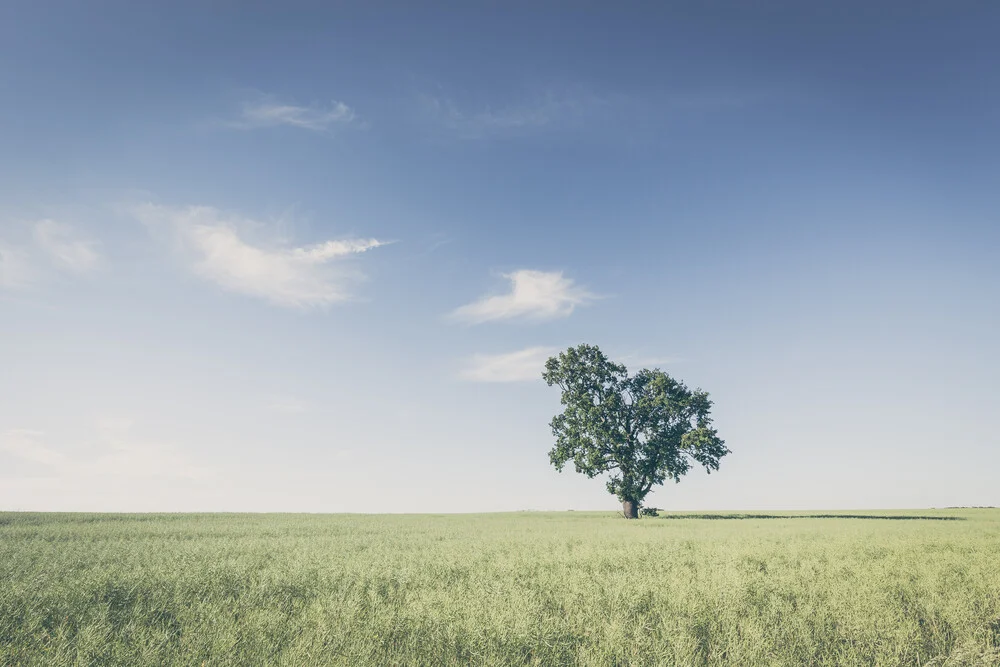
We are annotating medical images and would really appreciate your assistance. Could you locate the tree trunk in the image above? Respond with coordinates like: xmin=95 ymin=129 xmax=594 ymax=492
xmin=622 ymin=500 xmax=639 ymax=519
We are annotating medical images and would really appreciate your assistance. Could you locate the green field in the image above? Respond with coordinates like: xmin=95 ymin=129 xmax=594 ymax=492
xmin=2 ymin=510 xmax=999 ymax=666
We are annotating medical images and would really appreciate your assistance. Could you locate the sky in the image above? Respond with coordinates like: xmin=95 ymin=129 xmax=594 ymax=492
xmin=1 ymin=2 xmax=998 ymax=513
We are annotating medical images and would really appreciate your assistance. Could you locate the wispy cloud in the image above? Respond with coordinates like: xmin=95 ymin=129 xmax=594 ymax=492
xmin=0 ymin=220 xmax=101 ymax=290
xmin=451 ymin=270 xmax=596 ymax=324
xmin=0 ymin=429 xmax=66 ymax=465
xmin=131 ymin=203 xmax=388 ymax=308
xmin=423 ymin=95 xmax=555 ymax=132
xmin=420 ymin=89 xmax=615 ymax=138
xmin=32 ymin=219 xmax=101 ymax=273
xmin=0 ymin=243 xmax=37 ymax=289
xmin=420 ymin=85 xmax=769 ymax=140
xmin=455 ymin=347 xmax=682 ymax=384
xmin=423 ymin=232 xmax=454 ymax=255
xmin=0 ymin=424 xmax=213 ymax=482
xmin=232 ymin=94 xmax=358 ymax=131
xmin=460 ymin=346 xmax=557 ymax=383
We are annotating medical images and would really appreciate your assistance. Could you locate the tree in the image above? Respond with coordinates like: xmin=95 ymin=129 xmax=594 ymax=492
xmin=542 ymin=344 xmax=729 ymax=519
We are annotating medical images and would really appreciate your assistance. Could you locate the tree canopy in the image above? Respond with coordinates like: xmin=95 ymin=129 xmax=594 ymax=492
xmin=542 ymin=344 xmax=729 ymax=519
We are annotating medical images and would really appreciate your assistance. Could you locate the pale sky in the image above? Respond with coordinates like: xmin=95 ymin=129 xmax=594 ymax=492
xmin=2 ymin=2 xmax=998 ymax=512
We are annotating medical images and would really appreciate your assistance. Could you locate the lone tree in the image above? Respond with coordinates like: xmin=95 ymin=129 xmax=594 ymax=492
xmin=542 ymin=344 xmax=729 ymax=519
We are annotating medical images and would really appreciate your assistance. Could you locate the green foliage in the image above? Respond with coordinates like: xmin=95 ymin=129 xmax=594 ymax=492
xmin=543 ymin=344 xmax=729 ymax=509
xmin=2 ymin=510 xmax=1000 ymax=666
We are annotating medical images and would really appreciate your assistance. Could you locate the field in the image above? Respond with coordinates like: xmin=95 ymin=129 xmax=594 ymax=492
xmin=2 ymin=510 xmax=999 ymax=666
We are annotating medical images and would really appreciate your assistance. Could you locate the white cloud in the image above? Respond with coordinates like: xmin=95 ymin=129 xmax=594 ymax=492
xmin=92 ymin=420 xmax=212 ymax=482
xmin=32 ymin=219 xmax=101 ymax=272
xmin=0 ymin=243 xmax=37 ymax=289
xmin=131 ymin=203 xmax=387 ymax=307
xmin=288 ymin=239 xmax=384 ymax=261
xmin=420 ymin=87 xmax=761 ymax=140
xmin=460 ymin=346 xmax=557 ymax=383
xmin=234 ymin=95 xmax=357 ymax=131
xmin=451 ymin=270 xmax=596 ymax=323
xmin=424 ymin=95 xmax=555 ymax=133
xmin=0 ymin=429 xmax=66 ymax=466
xmin=420 ymin=89 xmax=616 ymax=139
xmin=0 ymin=424 xmax=211 ymax=482
xmin=0 ymin=220 xmax=101 ymax=290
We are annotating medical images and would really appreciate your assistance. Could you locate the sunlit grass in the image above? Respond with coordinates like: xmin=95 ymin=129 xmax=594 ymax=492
xmin=2 ymin=509 xmax=999 ymax=665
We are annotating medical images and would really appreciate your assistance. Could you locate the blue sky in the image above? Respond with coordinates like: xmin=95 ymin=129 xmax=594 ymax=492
xmin=2 ymin=2 xmax=998 ymax=512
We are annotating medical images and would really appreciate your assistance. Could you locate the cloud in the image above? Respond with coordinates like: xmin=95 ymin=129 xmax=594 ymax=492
xmin=420 ymin=89 xmax=617 ymax=139
xmin=0 ymin=220 xmax=101 ymax=290
xmin=233 ymin=94 xmax=358 ymax=131
xmin=423 ymin=232 xmax=454 ymax=255
xmin=456 ymin=347 xmax=683 ymax=384
xmin=451 ymin=270 xmax=596 ymax=323
xmin=424 ymin=96 xmax=554 ymax=132
xmin=0 ymin=429 xmax=66 ymax=466
xmin=131 ymin=203 xmax=387 ymax=307
xmin=32 ymin=219 xmax=101 ymax=272
xmin=92 ymin=420 xmax=212 ymax=482
xmin=0 ymin=243 xmax=37 ymax=289
xmin=420 ymin=86 xmax=767 ymax=140
xmin=0 ymin=424 xmax=212 ymax=482
xmin=460 ymin=346 xmax=557 ymax=383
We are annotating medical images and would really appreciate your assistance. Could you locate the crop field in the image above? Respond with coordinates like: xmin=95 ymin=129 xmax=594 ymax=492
xmin=2 ymin=510 xmax=999 ymax=666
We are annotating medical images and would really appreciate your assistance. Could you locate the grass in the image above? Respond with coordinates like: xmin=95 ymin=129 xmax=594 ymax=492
xmin=2 ymin=509 xmax=1000 ymax=666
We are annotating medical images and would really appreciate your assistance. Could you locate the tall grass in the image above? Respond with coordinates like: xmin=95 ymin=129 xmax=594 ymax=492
xmin=2 ymin=509 xmax=999 ymax=665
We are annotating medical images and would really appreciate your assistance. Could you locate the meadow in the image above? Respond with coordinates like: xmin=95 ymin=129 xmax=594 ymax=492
xmin=1 ymin=509 xmax=999 ymax=666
